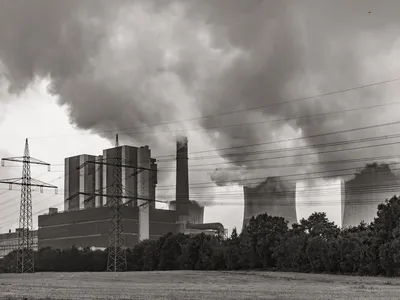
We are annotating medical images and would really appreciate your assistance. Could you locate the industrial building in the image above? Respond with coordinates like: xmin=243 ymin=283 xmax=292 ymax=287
xmin=172 ymin=137 xmax=225 ymax=237
xmin=0 ymin=229 xmax=38 ymax=258
xmin=242 ymin=177 xmax=297 ymax=228
xmin=342 ymin=163 xmax=399 ymax=227
xmin=37 ymin=137 xmax=224 ymax=250
xmin=38 ymin=206 xmax=177 ymax=249
xmin=169 ymin=200 xmax=204 ymax=224
xmin=64 ymin=146 xmax=157 ymax=210
xmin=40 ymin=143 xmax=173 ymax=249
xmin=64 ymin=154 xmax=96 ymax=211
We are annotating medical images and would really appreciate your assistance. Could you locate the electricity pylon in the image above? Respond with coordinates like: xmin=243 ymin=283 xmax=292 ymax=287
xmin=106 ymin=134 xmax=127 ymax=272
xmin=0 ymin=139 xmax=58 ymax=273
xmin=65 ymin=134 xmax=157 ymax=272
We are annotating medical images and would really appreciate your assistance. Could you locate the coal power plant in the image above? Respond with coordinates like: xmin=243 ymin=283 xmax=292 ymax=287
xmin=37 ymin=137 xmax=224 ymax=250
xmin=4 ymin=138 xmax=397 ymax=256
xmin=242 ymin=163 xmax=400 ymax=228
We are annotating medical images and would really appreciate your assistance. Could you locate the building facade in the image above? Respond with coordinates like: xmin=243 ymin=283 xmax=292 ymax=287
xmin=64 ymin=154 xmax=96 ymax=211
xmin=38 ymin=207 xmax=178 ymax=250
xmin=39 ymin=142 xmax=176 ymax=250
xmin=169 ymin=200 xmax=204 ymax=224
xmin=37 ymin=137 xmax=218 ymax=251
xmin=0 ymin=229 xmax=38 ymax=258
xmin=65 ymin=146 xmax=157 ymax=211
xmin=62 ymin=145 xmax=159 ymax=242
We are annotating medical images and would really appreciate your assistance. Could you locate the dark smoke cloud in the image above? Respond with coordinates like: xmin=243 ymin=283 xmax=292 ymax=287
xmin=1 ymin=0 xmax=400 ymax=189
xmin=191 ymin=0 xmax=400 ymax=185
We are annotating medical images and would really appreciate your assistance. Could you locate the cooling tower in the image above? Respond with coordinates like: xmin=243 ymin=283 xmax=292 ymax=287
xmin=243 ymin=177 xmax=297 ymax=228
xmin=176 ymin=136 xmax=190 ymax=221
xmin=342 ymin=163 xmax=399 ymax=227
xmin=295 ymin=178 xmax=343 ymax=227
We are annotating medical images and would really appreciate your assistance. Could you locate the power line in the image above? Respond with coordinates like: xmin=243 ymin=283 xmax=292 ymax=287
xmin=0 ymin=175 xmax=66 ymax=228
xmin=27 ymin=76 xmax=400 ymax=140
xmin=157 ymin=132 xmax=400 ymax=162
xmin=189 ymin=182 xmax=400 ymax=198
xmin=157 ymin=163 xmax=400 ymax=190
xmin=1 ymin=176 xmax=399 ymax=228
xmin=156 ymin=119 xmax=400 ymax=158
xmin=0 ymin=198 xmax=62 ymax=230
xmin=161 ymin=140 xmax=400 ymax=168
xmin=1 ymin=182 xmax=398 ymax=228
xmin=13 ymin=150 xmax=400 ymax=174
xmin=161 ymin=155 xmax=400 ymax=173
xmin=2 ymin=157 xmax=399 ymax=195
xmin=5 ymin=122 xmax=400 ymax=171
xmin=97 ymin=100 xmax=400 ymax=137
xmin=1 ymin=154 xmax=397 ymax=192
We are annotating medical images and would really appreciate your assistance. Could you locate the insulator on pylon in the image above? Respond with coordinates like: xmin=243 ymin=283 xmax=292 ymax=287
xmin=48 ymin=165 xmax=51 ymax=172
xmin=1 ymin=160 xmax=4 ymax=167
xmin=40 ymin=186 xmax=43 ymax=193
xmin=9 ymin=183 xmax=12 ymax=190
xmin=55 ymin=188 xmax=58 ymax=195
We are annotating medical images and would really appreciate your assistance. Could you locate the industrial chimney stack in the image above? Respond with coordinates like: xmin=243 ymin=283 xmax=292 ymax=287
xmin=176 ymin=136 xmax=190 ymax=223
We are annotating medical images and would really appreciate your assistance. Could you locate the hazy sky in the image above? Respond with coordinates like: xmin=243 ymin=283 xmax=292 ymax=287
xmin=2 ymin=0 xmax=400 ymax=233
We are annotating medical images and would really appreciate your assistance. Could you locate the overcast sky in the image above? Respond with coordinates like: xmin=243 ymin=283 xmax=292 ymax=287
xmin=2 ymin=0 xmax=400 ymax=233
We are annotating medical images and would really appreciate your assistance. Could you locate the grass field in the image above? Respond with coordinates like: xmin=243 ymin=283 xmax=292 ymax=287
xmin=1 ymin=271 xmax=400 ymax=300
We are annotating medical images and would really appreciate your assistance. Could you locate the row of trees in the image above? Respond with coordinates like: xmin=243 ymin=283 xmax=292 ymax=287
xmin=2 ymin=196 xmax=400 ymax=276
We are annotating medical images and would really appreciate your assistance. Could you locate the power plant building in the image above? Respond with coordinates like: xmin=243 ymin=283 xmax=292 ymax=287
xmin=171 ymin=137 xmax=224 ymax=236
xmin=40 ymin=143 xmax=166 ymax=249
xmin=169 ymin=200 xmax=204 ymax=224
xmin=38 ymin=206 xmax=177 ymax=249
xmin=64 ymin=154 xmax=96 ymax=211
xmin=242 ymin=177 xmax=297 ymax=228
xmin=0 ymin=229 xmax=38 ymax=258
xmin=36 ymin=137 xmax=219 ymax=251
xmin=64 ymin=146 xmax=157 ymax=210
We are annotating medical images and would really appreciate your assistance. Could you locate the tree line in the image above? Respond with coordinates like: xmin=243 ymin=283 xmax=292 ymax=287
xmin=1 ymin=195 xmax=400 ymax=276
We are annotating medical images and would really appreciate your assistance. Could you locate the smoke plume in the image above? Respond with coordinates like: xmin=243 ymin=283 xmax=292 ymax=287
xmin=1 ymin=0 xmax=400 ymax=189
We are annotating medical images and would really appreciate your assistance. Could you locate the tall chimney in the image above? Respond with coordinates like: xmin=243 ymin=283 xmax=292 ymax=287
xmin=176 ymin=136 xmax=190 ymax=221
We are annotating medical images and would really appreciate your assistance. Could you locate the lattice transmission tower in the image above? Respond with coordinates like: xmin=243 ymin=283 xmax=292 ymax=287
xmin=0 ymin=139 xmax=58 ymax=273
xmin=106 ymin=134 xmax=127 ymax=271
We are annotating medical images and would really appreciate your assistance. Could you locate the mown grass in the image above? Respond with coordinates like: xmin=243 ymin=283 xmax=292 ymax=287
xmin=1 ymin=271 xmax=400 ymax=300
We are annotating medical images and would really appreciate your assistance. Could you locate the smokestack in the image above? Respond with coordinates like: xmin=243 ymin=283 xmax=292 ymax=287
xmin=176 ymin=136 xmax=190 ymax=220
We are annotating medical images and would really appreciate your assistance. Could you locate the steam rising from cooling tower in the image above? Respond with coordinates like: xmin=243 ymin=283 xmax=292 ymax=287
xmin=1 ymin=1 xmax=400 ymax=187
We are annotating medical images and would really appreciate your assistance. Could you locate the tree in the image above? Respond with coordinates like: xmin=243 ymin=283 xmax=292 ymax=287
xmin=178 ymin=233 xmax=207 ymax=270
xmin=142 ymin=240 xmax=160 ymax=271
xmin=195 ymin=237 xmax=213 ymax=270
xmin=158 ymin=233 xmax=187 ymax=270
xmin=273 ymin=224 xmax=309 ymax=272
xmin=306 ymin=236 xmax=328 ymax=273
xmin=374 ymin=196 xmax=400 ymax=240
xmin=225 ymin=228 xmax=242 ymax=270
xmin=243 ymin=213 xmax=289 ymax=268
xmin=299 ymin=212 xmax=340 ymax=240
xmin=379 ymin=227 xmax=400 ymax=276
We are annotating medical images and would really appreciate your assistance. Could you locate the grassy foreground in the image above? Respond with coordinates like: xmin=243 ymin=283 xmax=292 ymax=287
xmin=0 ymin=271 xmax=400 ymax=300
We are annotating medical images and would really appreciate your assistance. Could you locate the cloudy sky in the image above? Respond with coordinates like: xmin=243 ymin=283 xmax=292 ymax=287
xmin=1 ymin=0 xmax=400 ymax=233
